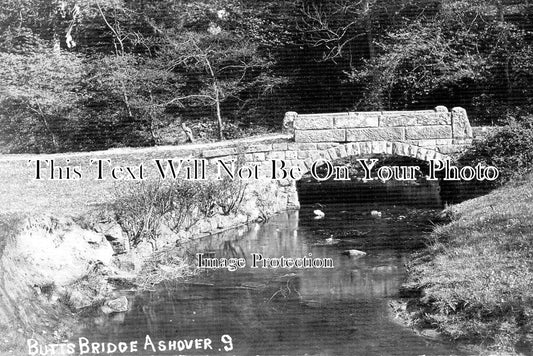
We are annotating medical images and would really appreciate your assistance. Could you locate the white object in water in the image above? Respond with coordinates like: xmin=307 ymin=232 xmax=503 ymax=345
xmin=370 ymin=210 xmax=382 ymax=218
xmin=325 ymin=234 xmax=338 ymax=244
xmin=313 ymin=209 xmax=325 ymax=218
xmin=343 ymin=249 xmax=367 ymax=257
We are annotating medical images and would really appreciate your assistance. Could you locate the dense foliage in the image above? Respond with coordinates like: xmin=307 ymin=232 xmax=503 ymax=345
xmin=0 ymin=0 xmax=532 ymax=152
xmin=460 ymin=116 xmax=533 ymax=182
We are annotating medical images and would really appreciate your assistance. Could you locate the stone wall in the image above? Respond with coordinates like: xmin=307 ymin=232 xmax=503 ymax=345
xmin=284 ymin=106 xmax=473 ymax=155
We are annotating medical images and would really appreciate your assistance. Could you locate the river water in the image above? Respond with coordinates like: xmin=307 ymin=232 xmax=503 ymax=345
xmin=77 ymin=182 xmax=467 ymax=356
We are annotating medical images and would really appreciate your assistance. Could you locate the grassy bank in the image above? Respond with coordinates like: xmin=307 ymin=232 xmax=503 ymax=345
xmin=0 ymin=134 xmax=289 ymax=216
xmin=405 ymin=175 xmax=533 ymax=353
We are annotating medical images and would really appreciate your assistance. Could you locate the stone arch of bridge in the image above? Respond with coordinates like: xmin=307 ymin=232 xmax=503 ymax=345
xmin=295 ymin=141 xmax=451 ymax=177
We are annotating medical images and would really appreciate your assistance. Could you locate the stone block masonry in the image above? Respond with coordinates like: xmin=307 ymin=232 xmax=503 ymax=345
xmin=288 ymin=106 xmax=472 ymax=155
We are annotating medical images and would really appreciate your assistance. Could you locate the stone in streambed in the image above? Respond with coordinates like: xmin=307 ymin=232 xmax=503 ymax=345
xmin=101 ymin=296 xmax=129 ymax=314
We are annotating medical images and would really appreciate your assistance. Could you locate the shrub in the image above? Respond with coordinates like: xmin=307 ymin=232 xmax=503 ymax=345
xmin=112 ymin=177 xmax=248 ymax=249
xmin=112 ymin=181 xmax=174 ymax=248
xmin=163 ymin=181 xmax=200 ymax=233
xmin=0 ymin=51 xmax=85 ymax=153
xmin=195 ymin=181 xmax=219 ymax=218
xmin=214 ymin=177 xmax=247 ymax=215
xmin=460 ymin=116 xmax=533 ymax=183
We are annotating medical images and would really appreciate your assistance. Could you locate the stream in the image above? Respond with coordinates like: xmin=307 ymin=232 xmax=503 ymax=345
xmin=76 ymin=181 xmax=467 ymax=356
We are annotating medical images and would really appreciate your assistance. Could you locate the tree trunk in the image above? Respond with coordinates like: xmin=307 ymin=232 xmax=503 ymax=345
xmin=363 ymin=0 xmax=374 ymax=59
xmin=504 ymin=56 xmax=512 ymax=110
xmin=214 ymin=81 xmax=224 ymax=140
xmin=121 ymin=84 xmax=134 ymax=119
xmin=366 ymin=24 xmax=375 ymax=59
xmin=496 ymin=1 xmax=512 ymax=110
xmin=40 ymin=115 xmax=59 ymax=151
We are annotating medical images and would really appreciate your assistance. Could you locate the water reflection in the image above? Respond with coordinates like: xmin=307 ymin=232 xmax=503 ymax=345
xmin=77 ymin=199 xmax=467 ymax=355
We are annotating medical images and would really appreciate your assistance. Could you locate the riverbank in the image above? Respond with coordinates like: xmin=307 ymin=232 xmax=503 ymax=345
xmin=0 ymin=135 xmax=303 ymax=354
xmin=401 ymin=175 xmax=533 ymax=354
xmin=0 ymin=178 xmax=289 ymax=355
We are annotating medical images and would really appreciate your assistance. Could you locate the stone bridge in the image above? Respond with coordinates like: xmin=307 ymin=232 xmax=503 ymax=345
xmin=203 ymin=106 xmax=472 ymax=164
xmin=0 ymin=106 xmax=477 ymax=216
xmin=197 ymin=106 xmax=474 ymax=209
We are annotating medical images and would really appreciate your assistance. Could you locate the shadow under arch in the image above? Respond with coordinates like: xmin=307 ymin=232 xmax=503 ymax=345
xmin=295 ymin=141 xmax=451 ymax=208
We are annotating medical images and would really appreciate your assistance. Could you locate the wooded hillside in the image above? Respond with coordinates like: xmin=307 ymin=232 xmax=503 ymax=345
xmin=1 ymin=0 xmax=531 ymax=153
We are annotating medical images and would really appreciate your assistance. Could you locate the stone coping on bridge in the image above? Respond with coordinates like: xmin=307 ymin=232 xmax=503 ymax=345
xmin=283 ymin=106 xmax=473 ymax=149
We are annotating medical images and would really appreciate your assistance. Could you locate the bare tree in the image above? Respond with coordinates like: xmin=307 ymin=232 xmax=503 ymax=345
xmin=299 ymin=0 xmax=363 ymax=62
xmin=162 ymin=30 xmax=275 ymax=140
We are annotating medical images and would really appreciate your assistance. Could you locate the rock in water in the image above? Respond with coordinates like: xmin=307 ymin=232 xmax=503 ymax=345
xmin=343 ymin=249 xmax=367 ymax=258
xmin=102 ymin=296 xmax=129 ymax=314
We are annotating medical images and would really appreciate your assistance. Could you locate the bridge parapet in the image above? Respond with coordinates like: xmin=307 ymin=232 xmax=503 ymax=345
xmin=284 ymin=106 xmax=472 ymax=154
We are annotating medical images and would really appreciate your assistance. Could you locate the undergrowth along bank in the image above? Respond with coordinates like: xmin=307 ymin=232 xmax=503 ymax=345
xmin=404 ymin=117 xmax=533 ymax=354
xmin=112 ymin=177 xmax=247 ymax=249
xmin=405 ymin=175 xmax=533 ymax=353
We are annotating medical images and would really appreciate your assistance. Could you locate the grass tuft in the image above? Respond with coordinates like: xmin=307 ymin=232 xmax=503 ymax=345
xmin=135 ymin=249 xmax=198 ymax=290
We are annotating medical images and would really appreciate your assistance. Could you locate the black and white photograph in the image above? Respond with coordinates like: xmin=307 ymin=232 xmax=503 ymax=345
xmin=0 ymin=1 xmax=532 ymax=355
